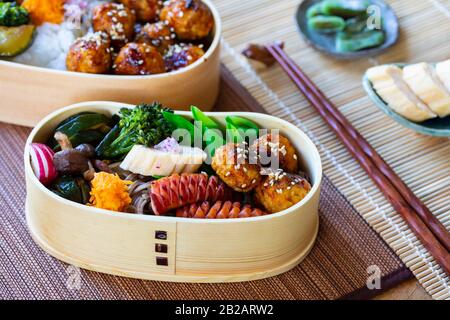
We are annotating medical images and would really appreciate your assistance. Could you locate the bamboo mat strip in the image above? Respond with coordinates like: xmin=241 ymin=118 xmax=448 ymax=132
xmin=213 ymin=0 xmax=449 ymax=299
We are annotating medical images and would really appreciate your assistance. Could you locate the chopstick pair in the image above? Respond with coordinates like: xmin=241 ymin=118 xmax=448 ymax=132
xmin=264 ymin=43 xmax=450 ymax=276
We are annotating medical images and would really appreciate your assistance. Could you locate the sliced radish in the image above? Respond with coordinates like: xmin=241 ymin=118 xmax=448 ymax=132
xmin=29 ymin=143 xmax=57 ymax=185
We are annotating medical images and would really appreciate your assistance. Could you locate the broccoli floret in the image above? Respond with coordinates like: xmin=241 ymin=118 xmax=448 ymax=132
xmin=100 ymin=103 xmax=174 ymax=159
xmin=0 ymin=2 xmax=29 ymax=27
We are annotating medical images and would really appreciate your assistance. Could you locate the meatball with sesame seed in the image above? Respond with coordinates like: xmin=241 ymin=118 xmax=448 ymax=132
xmin=251 ymin=133 xmax=299 ymax=173
xmin=160 ymin=0 xmax=213 ymax=40
xmin=114 ymin=42 xmax=166 ymax=75
xmin=119 ymin=0 xmax=161 ymax=23
xmin=211 ymin=143 xmax=261 ymax=193
xmin=254 ymin=171 xmax=312 ymax=213
xmin=92 ymin=3 xmax=136 ymax=49
xmin=66 ymin=32 xmax=112 ymax=74
xmin=135 ymin=21 xmax=175 ymax=54
xmin=164 ymin=44 xmax=204 ymax=71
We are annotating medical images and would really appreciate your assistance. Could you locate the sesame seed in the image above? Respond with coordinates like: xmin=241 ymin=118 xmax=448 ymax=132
xmin=241 ymin=184 xmax=247 ymax=189
xmin=252 ymin=179 xmax=256 ymax=184
xmin=225 ymin=172 xmax=231 ymax=177
xmin=293 ymin=154 xmax=298 ymax=160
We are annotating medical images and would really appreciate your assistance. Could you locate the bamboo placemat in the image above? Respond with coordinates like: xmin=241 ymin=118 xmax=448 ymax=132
xmin=212 ymin=0 xmax=450 ymax=299
xmin=0 ymin=80 xmax=410 ymax=299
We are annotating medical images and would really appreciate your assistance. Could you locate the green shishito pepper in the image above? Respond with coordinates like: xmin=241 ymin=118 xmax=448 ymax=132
xmin=50 ymin=112 xmax=113 ymax=150
xmin=191 ymin=106 xmax=225 ymax=157
xmin=162 ymin=111 xmax=195 ymax=144
xmin=321 ymin=0 xmax=369 ymax=18
xmin=50 ymin=175 xmax=91 ymax=204
xmin=308 ymin=15 xmax=346 ymax=33
xmin=336 ymin=29 xmax=385 ymax=52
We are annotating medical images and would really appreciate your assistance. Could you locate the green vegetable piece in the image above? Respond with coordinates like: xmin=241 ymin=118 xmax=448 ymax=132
xmin=55 ymin=112 xmax=98 ymax=129
xmin=344 ymin=14 xmax=370 ymax=33
xmin=336 ymin=29 xmax=385 ymax=52
xmin=69 ymin=130 xmax=106 ymax=148
xmin=225 ymin=116 xmax=260 ymax=131
xmin=322 ymin=0 xmax=369 ymax=18
xmin=95 ymin=124 xmax=120 ymax=159
xmin=306 ymin=2 xmax=324 ymax=19
xmin=191 ymin=105 xmax=225 ymax=157
xmin=51 ymin=176 xmax=83 ymax=204
xmin=308 ymin=15 xmax=345 ymax=33
xmin=191 ymin=105 xmax=221 ymax=130
xmin=0 ymin=2 xmax=29 ymax=27
xmin=100 ymin=103 xmax=174 ymax=159
xmin=0 ymin=24 xmax=34 ymax=57
xmin=226 ymin=121 xmax=243 ymax=143
xmin=162 ymin=111 xmax=195 ymax=144
xmin=76 ymin=178 xmax=91 ymax=204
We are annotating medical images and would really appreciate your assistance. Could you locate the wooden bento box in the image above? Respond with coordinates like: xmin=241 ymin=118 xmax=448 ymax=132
xmin=24 ymin=101 xmax=322 ymax=283
xmin=0 ymin=0 xmax=221 ymax=127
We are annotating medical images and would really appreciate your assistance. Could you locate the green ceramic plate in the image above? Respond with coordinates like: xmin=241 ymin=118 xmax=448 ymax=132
xmin=362 ymin=63 xmax=450 ymax=137
xmin=296 ymin=0 xmax=399 ymax=59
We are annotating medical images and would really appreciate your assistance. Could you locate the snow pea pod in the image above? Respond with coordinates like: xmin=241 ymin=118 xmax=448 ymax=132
xmin=225 ymin=116 xmax=260 ymax=131
xmin=162 ymin=111 xmax=195 ymax=143
xmin=308 ymin=15 xmax=345 ymax=33
xmin=336 ymin=29 xmax=385 ymax=52
xmin=191 ymin=106 xmax=225 ymax=156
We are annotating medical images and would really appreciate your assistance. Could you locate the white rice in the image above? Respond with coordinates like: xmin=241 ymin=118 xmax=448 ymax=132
xmin=10 ymin=0 xmax=108 ymax=70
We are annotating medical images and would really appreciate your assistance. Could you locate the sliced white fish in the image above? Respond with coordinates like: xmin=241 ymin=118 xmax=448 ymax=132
xmin=367 ymin=65 xmax=436 ymax=122
xmin=403 ymin=62 xmax=450 ymax=117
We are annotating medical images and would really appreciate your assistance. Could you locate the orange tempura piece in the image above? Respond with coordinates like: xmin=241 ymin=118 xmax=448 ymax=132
xmin=21 ymin=0 xmax=65 ymax=25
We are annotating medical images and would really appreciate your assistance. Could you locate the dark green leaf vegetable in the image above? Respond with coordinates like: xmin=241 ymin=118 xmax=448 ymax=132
xmin=308 ymin=15 xmax=345 ymax=33
xmin=97 ymin=103 xmax=173 ymax=159
xmin=95 ymin=124 xmax=120 ymax=158
xmin=336 ymin=29 xmax=385 ymax=52
xmin=321 ymin=0 xmax=369 ymax=18
xmin=0 ymin=24 xmax=34 ymax=56
xmin=162 ymin=111 xmax=195 ymax=143
xmin=306 ymin=2 xmax=324 ymax=19
xmin=0 ymin=2 xmax=29 ymax=27
xmin=49 ymin=112 xmax=113 ymax=150
xmin=50 ymin=175 xmax=91 ymax=204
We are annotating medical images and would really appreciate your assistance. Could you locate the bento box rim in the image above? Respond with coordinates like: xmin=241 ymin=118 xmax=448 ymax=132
xmin=25 ymin=101 xmax=323 ymax=224
xmin=0 ymin=0 xmax=222 ymax=80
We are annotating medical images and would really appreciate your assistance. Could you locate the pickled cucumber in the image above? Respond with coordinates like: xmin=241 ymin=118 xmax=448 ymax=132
xmin=336 ymin=30 xmax=385 ymax=52
xmin=306 ymin=3 xmax=324 ymax=19
xmin=0 ymin=25 xmax=35 ymax=57
xmin=308 ymin=15 xmax=346 ymax=33
xmin=322 ymin=0 xmax=369 ymax=18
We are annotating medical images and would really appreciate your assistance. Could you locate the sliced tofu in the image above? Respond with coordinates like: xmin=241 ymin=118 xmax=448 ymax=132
xmin=120 ymin=145 xmax=207 ymax=177
xmin=367 ymin=65 xmax=436 ymax=122
xmin=436 ymin=59 xmax=450 ymax=93
xmin=403 ymin=62 xmax=450 ymax=117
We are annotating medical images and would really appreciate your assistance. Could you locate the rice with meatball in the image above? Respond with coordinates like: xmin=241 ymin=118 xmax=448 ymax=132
xmin=12 ymin=1 xmax=107 ymax=70
xmin=8 ymin=0 xmax=214 ymax=75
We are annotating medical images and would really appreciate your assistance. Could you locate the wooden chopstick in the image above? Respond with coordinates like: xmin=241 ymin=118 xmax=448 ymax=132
xmin=269 ymin=43 xmax=450 ymax=252
xmin=265 ymin=43 xmax=450 ymax=275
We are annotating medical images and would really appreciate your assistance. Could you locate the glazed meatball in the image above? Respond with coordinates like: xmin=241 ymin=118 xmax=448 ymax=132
xmin=164 ymin=43 xmax=205 ymax=71
xmin=92 ymin=3 xmax=136 ymax=49
xmin=251 ymin=133 xmax=299 ymax=173
xmin=66 ymin=32 xmax=112 ymax=74
xmin=211 ymin=143 xmax=261 ymax=192
xmin=254 ymin=170 xmax=312 ymax=213
xmin=119 ymin=0 xmax=161 ymax=23
xmin=135 ymin=21 xmax=176 ymax=54
xmin=159 ymin=0 xmax=214 ymax=40
xmin=114 ymin=42 xmax=166 ymax=75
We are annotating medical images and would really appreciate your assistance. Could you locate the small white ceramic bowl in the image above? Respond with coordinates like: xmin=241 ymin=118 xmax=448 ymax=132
xmin=24 ymin=101 xmax=322 ymax=283
xmin=0 ymin=0 xmax=222 ymax=127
